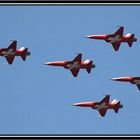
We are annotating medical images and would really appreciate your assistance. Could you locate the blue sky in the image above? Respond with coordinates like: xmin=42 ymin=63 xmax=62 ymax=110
xmin=0 ymin=5 xmax=140 ymax=135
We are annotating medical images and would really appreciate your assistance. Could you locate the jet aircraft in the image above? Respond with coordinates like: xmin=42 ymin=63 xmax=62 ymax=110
xmin=73 ymin=95 xmax=123 ymax=117
xmin=112 ymin=76 xmax=140 ymax=91
xmin=85 ymin=26 xmax=137 ymax=51
xmin=44 ymin=53 xmax=95 ymax=77
xmin=0 ymin=40 xmax=31 ymax=64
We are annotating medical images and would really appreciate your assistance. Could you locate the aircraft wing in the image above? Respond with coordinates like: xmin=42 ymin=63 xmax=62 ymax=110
xmin=98 ymin=108 xmax=107 ymax=117
xmin=72 ymin=53 xmax=82 ymax=63
xmin=8 ymin=41 xmax=17 ymax=51
xmin=100 ymin=95 xmax=110 ymax=104
xmin=114 ymin=26 xmax=124 ymax=37
xmin=137 ymin=85 xmax=140 ymax=91
xmin=112 ymin=42 xmax=121 ymax=51
xmin=5 ymin=55 xmax=15 ymax=64
xmin=70 ymin=69 xmax=80 ymax=77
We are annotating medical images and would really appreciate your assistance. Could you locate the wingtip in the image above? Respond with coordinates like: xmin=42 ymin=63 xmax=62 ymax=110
xmin=75 ymin=52 xmax=82 ymax=55
xmin=103 ymin=94 xmax=110 ymax=97
xmin=10 ymin=40 xmax=17 ymax=43
xmin=117 ymin=25 xmax=124 ymax=28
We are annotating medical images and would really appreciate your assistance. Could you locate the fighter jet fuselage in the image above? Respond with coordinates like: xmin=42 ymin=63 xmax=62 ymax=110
xmin=73 ymin=95 xmax=123 ymax=117
xmin=112 ymin=76 xmax=140 ymax=91
xmin=0 ymin=41 xmax=31 ymax=64
xmin=45 ymin=53 xmax=95 ymax=77
xmin=85 ymin=26 xmax=137 ymax=51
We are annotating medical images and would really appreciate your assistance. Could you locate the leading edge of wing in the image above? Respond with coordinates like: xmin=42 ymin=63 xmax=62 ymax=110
xmin=114 ymin=26 xmax=124 ymax=37
xmin=100 ymin=95 xmax=110 ymax=104
xmin=8 ymin=40 xmax=17 ymax=51
xmin=72 ymin=53 xmax=82 ymax=63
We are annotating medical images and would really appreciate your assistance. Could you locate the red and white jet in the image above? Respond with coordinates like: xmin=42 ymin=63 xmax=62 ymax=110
xmin=0 ymin=40 xmax=31 ymax=64
xmin=112 ymin=76 xmax=140 ymax=91
xmin=85 ymin=26 xmax=137 ymax=51
xmin=73 ymin=95 xmax=123 ymax=117
xmin=44 ymin=53 xmax=95 ymax=77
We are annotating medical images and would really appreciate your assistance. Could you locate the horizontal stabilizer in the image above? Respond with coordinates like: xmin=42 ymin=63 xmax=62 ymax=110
xmin=21 ymin=48 xmax=28 ymax=61
xmin=113 ymin=101 xmax=120 ymax=113
xmin=128 ymin=34 xmax=134 ymax=47
xmin=86 ymin=61 xmax=93 ymax=73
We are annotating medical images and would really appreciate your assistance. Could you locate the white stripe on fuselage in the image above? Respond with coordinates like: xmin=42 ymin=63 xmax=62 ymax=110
xmin=67 ymin=61 xmax=80 ymax=69
xmin=94 ymin=102 xmax=108 ymax=110
xmin=108 ymin=35 xmax=121 ymax=43
xmin=1 ymin=49 xmax=15 ymax=56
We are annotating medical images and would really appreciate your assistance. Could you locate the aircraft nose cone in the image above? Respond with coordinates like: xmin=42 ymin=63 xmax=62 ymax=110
xmin=44 ymin=62 xmax=51 ymax=65
xmin=111 ymin=78 xmax=118 ymax=81
xmin=111 ymin=77 xmax=133 ymax=81
xmin=111 ymin=77 xmax=124 ymax=81
xmin=72 ymin=103 xmax=79 ymax=106
xmin=85 ymin=35 xmax=93 ymax=39
xmin=72 ymin=103 xmax=83 ymax=106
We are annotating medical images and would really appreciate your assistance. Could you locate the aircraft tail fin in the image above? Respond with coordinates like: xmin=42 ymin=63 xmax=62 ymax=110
xmin=84 ymin=60 xmax=93 ymax=73
xmin=127 ymin=34 xmax=134 ymax=47
xmin=21 ymin=48 xmax=28 ymax=61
